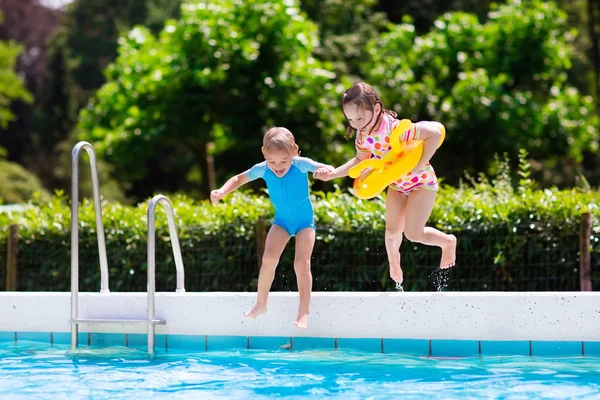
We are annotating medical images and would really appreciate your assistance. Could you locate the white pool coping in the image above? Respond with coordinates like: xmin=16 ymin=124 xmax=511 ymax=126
xmin=0 ymin=292 xmax=599 ymax=341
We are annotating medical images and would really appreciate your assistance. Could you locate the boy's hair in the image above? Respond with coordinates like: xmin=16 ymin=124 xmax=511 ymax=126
xmin=263 ymin=127 xmax=299 ymax=155
xmin=341 ymin=82 xmax=397 ymax=139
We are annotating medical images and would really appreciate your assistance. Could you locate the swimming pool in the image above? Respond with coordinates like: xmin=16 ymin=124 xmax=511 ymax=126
xmin=1 ymin=340 xmax=599 ymax=399
xmin=2 ymin=291 xmax=600 ymax=398
xmin=3 ymin=142 xmax=596 ymax=398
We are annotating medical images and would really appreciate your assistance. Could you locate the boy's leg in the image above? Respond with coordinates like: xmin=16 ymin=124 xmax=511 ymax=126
xmin=385 ymin=188 xmax=408 ymax=284
xmin=292 ymin=227 xmax=316 ymax=329
xmin=403 ymin=190 xmax=457 ymax=268
xmin=245 ymin=224 xmax=290 ymax=318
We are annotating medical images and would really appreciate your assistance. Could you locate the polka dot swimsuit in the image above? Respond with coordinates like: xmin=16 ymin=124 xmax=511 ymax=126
xmin=355 ymin=114 xmax=440 ymax=194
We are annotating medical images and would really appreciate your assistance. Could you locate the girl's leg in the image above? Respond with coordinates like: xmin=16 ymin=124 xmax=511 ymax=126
xmin=403 ymin=190 xmax=457 ymax=268
xmin=292 ymin=227 xmax=316 ymax=329
xmin=385 ymin=188 xmax=408 ymax=284
xmin=245 ymin=224 xmax=290 ymax=319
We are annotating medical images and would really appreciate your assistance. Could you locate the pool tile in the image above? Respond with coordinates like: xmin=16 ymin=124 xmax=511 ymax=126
xmin=155 ymin=335 xmax=167 ymax=349
xmin=0 ymin=332 xmax=15 ymax=342
xmin=125 ymin=333 xmax=166 ymax=349
xmin=531 ymin=341 xmax=582 ymax=357
xmin=128 ymin=333 xmax=147 ymax=348
xmin=249 ymin=336 xmax=292 ymax=350
xmin=77 ymin=332 xmax=90 ymax=347
xmin=90 ymin=333 xmax=125 ymax=347
xmin=207 ymin=335 xmax=248 ymax=351
xmin=167 ymin=334 xmax=206 ymax=351
xmin=17 ymin=332 xmax=51 ymax=343
xmin=337 ymin=338 xmax=382 ymax=353
xmin=292 ymin=337 xmax=335 ymax=351
xmin=52 ymin=332 xmax=71 ymax=345
xmin=480 ymin=341 xmax=530 ymax=357
xmin=583 ymin=342 xmax=600 ymax=356
xmin=431 ymin=340 xmax=479 ymax=357
xmin=384 ymin=339 xmax=429 ymax=356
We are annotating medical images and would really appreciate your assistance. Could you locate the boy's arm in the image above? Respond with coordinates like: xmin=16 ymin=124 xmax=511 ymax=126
xmin=219 ymin=172 xmax=250 ymax=194
xmin=294 ymin=157 xmax=336 ymax=180
xmin=294 ymin=156 xmax=323 ymax=172
xmin=211 ymin=162 xmax=267 ymax=203
xmin=210 ymin=161 xmax=267 ymax=203
xmin=210 ymin=172 xmax=251 ymax=203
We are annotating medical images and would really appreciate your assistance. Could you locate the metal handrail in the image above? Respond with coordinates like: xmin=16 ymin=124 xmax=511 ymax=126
xmin=71 ymin=141 xmax=110 ymax=350
xmin=146 ymin=194 xmax=186 ymax=352
xmin=69 ymin=141 xmax=186 ymax=354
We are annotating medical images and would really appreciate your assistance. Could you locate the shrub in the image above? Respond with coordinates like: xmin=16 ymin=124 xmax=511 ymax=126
xmin=0 ymin=158 xmax=598 ymax=292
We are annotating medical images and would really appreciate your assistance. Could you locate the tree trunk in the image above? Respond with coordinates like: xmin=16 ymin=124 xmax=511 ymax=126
xmin=191 ymin=141 xmax=216 ymax=198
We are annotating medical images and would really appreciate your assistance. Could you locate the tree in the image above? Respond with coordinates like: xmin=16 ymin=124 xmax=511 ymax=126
xmin=378 ymin=0 xmax=497 ymax=33
xmin=0 ymin=12 xmax=34 ymax=129
xmin=0 ymin=1 xmax=61 ymax=167
xmin=26 ymin=0 xmax=183 ymax=197
xmin=77 ymin=0 xmax=347 ymax=199
xmin=0 ymin=0 xmax=61 ymax=98
xmin=363 ymin=0 xmax=598 ymax=185
xmin=55 ymin=0 xmax=183 ymax=108
xmin=300 ymin=0 xmax=388 ymax=76
xmin=27 ymin=34 xmax=77 ymax=190
xmin=0 ymin=0 xmax=182 ymax=189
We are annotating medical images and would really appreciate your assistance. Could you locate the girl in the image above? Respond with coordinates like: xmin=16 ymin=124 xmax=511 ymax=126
xmin=211 ymin=127 xmax=334 ymax=328
xmin=315 ymin=82 xmax=456 ymax=287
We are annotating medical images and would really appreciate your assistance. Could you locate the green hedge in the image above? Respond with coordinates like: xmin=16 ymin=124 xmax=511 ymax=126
xmin=0 ymin=166 xmax=598 ymax=292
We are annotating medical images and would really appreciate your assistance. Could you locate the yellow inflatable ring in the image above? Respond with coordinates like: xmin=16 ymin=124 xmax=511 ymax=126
xmin=348 ymin=119 xmax=445 ymax=199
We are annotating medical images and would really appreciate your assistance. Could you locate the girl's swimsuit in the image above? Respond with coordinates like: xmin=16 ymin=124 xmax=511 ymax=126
xmin=355 ymin=115 xmax=441 ymax=194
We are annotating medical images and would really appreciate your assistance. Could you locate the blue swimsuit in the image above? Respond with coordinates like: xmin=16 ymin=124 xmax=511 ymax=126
xmin=247 ymin=157 xmax=320 ymax=236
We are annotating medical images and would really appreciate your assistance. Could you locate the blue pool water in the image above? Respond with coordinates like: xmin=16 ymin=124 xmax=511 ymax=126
xmin=1 ymin=341 xmax=599 ymax=399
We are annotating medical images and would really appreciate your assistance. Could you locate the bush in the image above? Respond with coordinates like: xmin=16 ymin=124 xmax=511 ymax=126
xmin=0 ymin=160 xmax=50 ymax=204
xmin=0 ymin=159 xmax=598 ymax=292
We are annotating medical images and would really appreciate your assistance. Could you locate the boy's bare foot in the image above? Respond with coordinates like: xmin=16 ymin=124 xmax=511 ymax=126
xmin=244 ymin=304 xmax=267 ymax=319
xmin=294 ymin=312 xmax=309 ymax=329
xmin=440 ymin=234 xmax=457 ymax=268
xmin=389 ymin=262 xmax=403 ymax=284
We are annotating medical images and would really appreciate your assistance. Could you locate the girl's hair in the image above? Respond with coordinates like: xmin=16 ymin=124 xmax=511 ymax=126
xmin=341 ymin=82 xmax=397 ymax=139
xmin=263 ymin=127 xmax=299 ymax=155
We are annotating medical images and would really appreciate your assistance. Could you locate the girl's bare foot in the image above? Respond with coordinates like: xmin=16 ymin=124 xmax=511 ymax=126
xmin=294 ymin=312 xmax=309 ymax=329
xmin=244 ymin=304 xmax=267 ymax=319
xmin=440 ymin=234 xmax=457 ymax=268
xmin=389 ymin=262 xmax=403 ymax=284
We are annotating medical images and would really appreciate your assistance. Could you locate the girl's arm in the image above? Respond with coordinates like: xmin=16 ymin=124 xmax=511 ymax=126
xmin=328 ymin=151 xmax=371 ymax=179
xmin=210 ymin=172 xmax=251 ymax=203
xmin=412 ymin=122 xmax=444 ymax=170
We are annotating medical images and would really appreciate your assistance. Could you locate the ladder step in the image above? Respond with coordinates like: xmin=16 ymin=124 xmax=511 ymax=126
xmin=69 ymin=318 xmax=166 ymax=325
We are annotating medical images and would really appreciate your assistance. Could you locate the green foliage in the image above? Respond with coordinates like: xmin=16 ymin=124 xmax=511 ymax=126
xmin=300 ymin=0 xmax=388 ymax=75
xmin=379 ymin=0 xmax=496 ymax=32
xmin=0 ymin=160 xmax=50 ymax=204
xmin=363 ymin=0 xmax=599 ymax=183
xmin=0 ymin=0 xmax=183 ymax=201
xmin=0 ymin=12 xmax=33 ymax=129
xmin=1 ymin=157 xmax=598 ymax=292
xmin=25 ymin=35 xmax=79 ymax=192
xmin=60 ymin=0 xmax=181 ymax=101
xmin=77 ymin=0 xmax=349 ymax=199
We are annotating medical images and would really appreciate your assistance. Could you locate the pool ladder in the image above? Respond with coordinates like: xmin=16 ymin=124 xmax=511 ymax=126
xmin=69 ymin=142 xmax=185 ymax=354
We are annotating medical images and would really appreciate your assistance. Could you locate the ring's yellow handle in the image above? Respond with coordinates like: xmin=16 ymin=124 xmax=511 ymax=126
xmin=350 ymin=120 xmax=445 ymax=199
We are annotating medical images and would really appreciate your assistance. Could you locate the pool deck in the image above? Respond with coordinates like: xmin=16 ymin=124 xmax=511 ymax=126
xmin=0 ymin=291 xmax=598 ymax=341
